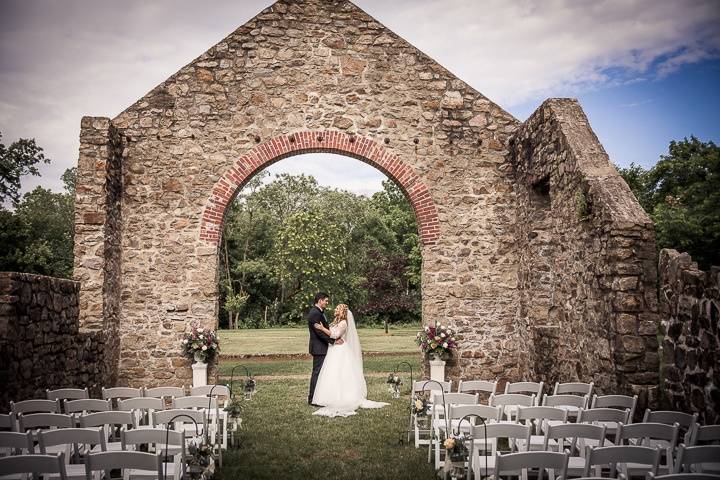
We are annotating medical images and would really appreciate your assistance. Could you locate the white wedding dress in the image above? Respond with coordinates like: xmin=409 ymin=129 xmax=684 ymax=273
xmin=312 ymin=310 xmax=389 ymax=417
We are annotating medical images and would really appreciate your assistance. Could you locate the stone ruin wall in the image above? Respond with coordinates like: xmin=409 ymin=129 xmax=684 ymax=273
xmin=511 ymin=99 xmax=660 ymax=406
xmin=82 ymin=0 xmax=524 ymax=386
xmin=0 ymin=273 xmax=108 ymax=410
xmin=659 ymin=249 xmax=719 ymax=424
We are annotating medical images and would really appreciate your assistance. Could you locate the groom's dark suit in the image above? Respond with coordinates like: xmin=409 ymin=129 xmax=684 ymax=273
xmin=308 ymin=305 xmax=335 ymax=404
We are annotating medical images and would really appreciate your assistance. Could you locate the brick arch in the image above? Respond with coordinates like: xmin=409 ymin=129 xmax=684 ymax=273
xmin=199 ymin=131 xmax=440 ymax=246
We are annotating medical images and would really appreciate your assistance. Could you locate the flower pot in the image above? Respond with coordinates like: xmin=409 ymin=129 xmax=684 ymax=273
xmin=193 ymin=351 xmax=205 ymax=363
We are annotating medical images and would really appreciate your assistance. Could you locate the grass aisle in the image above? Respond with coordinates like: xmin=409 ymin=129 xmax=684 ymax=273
xmin=219 ymin=354 xmax=435 ymax=479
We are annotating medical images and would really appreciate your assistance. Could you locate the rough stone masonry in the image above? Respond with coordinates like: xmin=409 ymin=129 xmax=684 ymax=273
xmin=72 ymin=0 xmax=658 ymax=401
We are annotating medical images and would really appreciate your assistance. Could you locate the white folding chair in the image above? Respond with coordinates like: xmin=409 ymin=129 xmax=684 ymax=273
xmin=0 ymin=453 xmax=67 ymax=480
xmin=543 ymin=423 xmax=606 ymax=477
xmin=490 ymin=393 xmax=536 ymax=422
xmin=543 ymin=394 xmax=588 ymax=419
xmin=17 ymin=413 xmax=74 ymax=449
xmin=515 ymin=406 xmax=567 ymax=451
xmin=0 ymin=414 xmax=15 ymax=433
xmin=117 ymin=398 xmax=164 ymax=428
xmin=79 ymin=411 xmax=136 ymax=453
xmin=584 ymin=445 xmax=660 ymax=478
xmin=469 ymin=423 xmax=532 ymax=480
xmin=674 ymin=444 xmax=720 ymax=475
xmin=644 ymin=411 xmax=698 ymax=441
xmin=579 ymin=408 xmax=631 ymax=446
xmin=430 ymin=393 xmax=478 ymax=468
xmin=504 ymin=382 xmax=544 ymax=405
xmin=0 ymin=431 xmax=34 ymax=458
xmin=38 ymin=428 xmax=106 ymax=480
xmin=458 ymin=380 xmax=498 ymax=403
xmin=121 ymin=428 xmax=185 ymax=480
xmin=11 ymin=399 xmax=61 ymax=415
xmin=410 ymin=380 xmax=451 ymax=448
xmin=616 ymin=422 xmax=680 ymax=474
xmin=188 ymin=385 xmax=229 ymax=450
xmin=495 ymin=450 xmax=569 ymax=480
xmin=143 ymin=388 xmax=186 ymax=409
xmin=84 ymin=451 xmax=162 ymax=480
xmin=171 ymin=397 xmax=221 ymax=449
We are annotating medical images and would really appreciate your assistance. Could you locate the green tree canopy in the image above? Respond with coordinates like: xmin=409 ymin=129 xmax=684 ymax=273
xmin=0 ymin=132 xmax=50 ymax=204
xmin=618 ymin=136 xmax=719 ymax=268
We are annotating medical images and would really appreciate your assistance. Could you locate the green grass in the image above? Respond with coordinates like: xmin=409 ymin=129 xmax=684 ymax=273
xmin=218 ymin=376 xmax=435 ymax=480
xmin=219 ymin=327 xmax=419 ymax=356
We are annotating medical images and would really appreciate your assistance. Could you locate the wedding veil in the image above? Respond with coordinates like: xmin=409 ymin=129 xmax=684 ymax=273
xmin=344 ymin=309 xmax=366 ymax=397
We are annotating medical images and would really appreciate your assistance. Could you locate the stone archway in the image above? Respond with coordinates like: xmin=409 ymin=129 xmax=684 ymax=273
xmin=199 ymin=131 xmax=439 ymax=246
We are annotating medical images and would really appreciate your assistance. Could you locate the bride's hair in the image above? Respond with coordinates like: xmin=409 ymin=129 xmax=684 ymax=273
xmin=331 ymin=303 xmax=348 ymax=326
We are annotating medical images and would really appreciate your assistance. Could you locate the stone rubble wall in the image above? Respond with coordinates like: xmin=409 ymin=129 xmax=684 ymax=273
xmin=0 ymin=272 xmax=107 ymax=411
xmin=511 ymin=99 xmax=660 ymax=406
xmin=659 ymin=249 xmax=719 ymax=424
xmin=102 ymin=0 xmax=523 ymax=386
xmin=73 ymin=117 xmax=123 ymax=387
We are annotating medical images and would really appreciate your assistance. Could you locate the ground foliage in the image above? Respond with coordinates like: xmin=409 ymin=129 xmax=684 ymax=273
xmin=220 ymin=173 xmax=421 ymax=327
xmin=617 ymin=136 xmax=719 ymax=269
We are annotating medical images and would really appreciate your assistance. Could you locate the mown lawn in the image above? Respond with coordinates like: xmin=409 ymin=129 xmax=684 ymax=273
xmin=218 ymin=370 xmax=434 ymax=479
xmin=218 ymin=326 xmax=419 ymax=356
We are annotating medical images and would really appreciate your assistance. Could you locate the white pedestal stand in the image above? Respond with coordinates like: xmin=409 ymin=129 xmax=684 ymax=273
xmin=429 ymin=357 xmax=446 ymax=383
xmin=192 ymin=361 xmax=208 ymax=388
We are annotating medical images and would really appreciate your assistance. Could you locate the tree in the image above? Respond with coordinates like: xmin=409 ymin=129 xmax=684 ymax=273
xmin=0 ymin=132 xmax=50 ymax=204
xmin=617 ymin=136 xmax=720 ymax=268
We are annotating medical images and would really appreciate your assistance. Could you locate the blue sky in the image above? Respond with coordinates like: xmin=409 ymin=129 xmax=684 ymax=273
xmin=1 ymin=0 xmax=718 ymax=196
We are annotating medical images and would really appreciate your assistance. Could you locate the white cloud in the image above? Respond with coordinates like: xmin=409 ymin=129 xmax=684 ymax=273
xmin=0 ymin=0 xmax=718 ymax=194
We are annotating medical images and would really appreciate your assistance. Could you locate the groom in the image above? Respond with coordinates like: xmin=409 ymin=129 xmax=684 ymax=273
xmin=307 ymin=291 xmax=343 ymax=405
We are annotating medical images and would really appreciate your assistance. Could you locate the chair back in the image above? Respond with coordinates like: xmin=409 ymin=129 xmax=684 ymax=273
xmin=0 ymin=431 xmax=34 ymax=454
xmin=544 ymin=423 xmax=606 ymax=452
xmin=189 ymin=384 xmax=230 ymax=397
xmin=617 ymin=422 xmax=680 ymax=446
xmin=591 ymin=394 xmax=637 ymax=419
xmin=38 ymin=427 xmax=106 ymax=455
xmin=490 ymin=393 xmax=536 ymax=408
xmin=121 ymin=427 xmax=184 ymax=449
xmin=516 ymin=406 xmax=567 ymax=434
xmin=688 ymin=424 xmax=720 ymax=446
xmin=495 ymin=450 xmax=569 ymax=480
xmin=101 ymin=387 xmax=143 ymax=401
xmin=448 ymin=404 xmax=502 ymax=424
xmin=458 ymin=380 xmax=497 ymax=394
xmin=0 ymin=452 xmax=67 ymax=479
xmin=433 ymin=392 xmax=478 ymax=406
xmin=412 ymin=380 xmax=452 ymax=394
xmin=10 ymin=399 xmax=60 ymax=414
xmin=79 ymin=411 xmax=135 ymax=429
xmin=64 ymin=399 xmax=111 ymax=415
xmin=470 ymin=423 xmax=532 ymax=454
xmin=643 ymin=410 xmax=698 ymax=430
xmin=505 ymin=381 xmax=544 ymax=399
xmin=675 ymin=444 xmax=720 ymax=473
xmin=46 ymin=388 xmax=89 ymax=402
xmin=85 ymin=450 xmax=162 ymax=476
xmin=579 ymin=407 xmax=630 ymax=425
xmin=584 ymin=445 xmax=660 ymax=477
xmin=554 ymin=382 xmax=593 ymax=397
xmin=152 ymin=409 xmax=205 ymax=430
xmin=117 ymin=397 xmax=164 ymax=412
xmin=0 ymin=413 xmax=16 ymax=431
xmin=144 ymin=386 xmax=186 ymax=399
xmin=172 ymin=395 xmax=218 ymax=410
xmin=18 ymin=413 xmax=74 ymax=431
xmin=542 ymin=394 xmax=588 ymax=409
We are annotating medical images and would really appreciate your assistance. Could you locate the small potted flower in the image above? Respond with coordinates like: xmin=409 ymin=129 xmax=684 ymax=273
xmin=224 ymin=396 xmax=243 ymax=436
xmin=444 ymin=434 xmax=470 ymax=479
xmin=243 ymin=377 xmax=256 ymax=400
xmin=386 ymin=373 xmax=402 ymax=398
xmin=181 ymin=322 xmax=219 ymax=364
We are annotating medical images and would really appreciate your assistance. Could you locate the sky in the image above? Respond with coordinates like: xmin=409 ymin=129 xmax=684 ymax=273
xmin=1 ymin=0 xmax=719 ymax=197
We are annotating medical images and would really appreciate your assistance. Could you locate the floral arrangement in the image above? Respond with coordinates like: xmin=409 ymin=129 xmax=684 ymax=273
xmin=386 ymin=373 xmax=402 ymax=387
xmin=181 ymin=322 xmax=219 ymax=362
xmin=415 ymin=322 xmax=458 ymax=359
xmin=224 ymin=397 xmax=244 ymax=418
xmin=444 ymin=435 xmax=469 ymax=462
xmin=411 ymin=395 xmax=430 ymax=417
xmin=244 ymin=378 xmax=256 ymax=393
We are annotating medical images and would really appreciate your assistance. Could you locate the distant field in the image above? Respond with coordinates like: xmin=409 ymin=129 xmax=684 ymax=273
xmin=218 ymin=326 xmax=419 ymax=356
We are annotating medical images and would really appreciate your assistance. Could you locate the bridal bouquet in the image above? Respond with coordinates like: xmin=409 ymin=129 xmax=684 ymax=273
xmin=181 ymin=322 xmax=219 ymax=362
xmin=416 ymin=322 xmax=458 ymax=360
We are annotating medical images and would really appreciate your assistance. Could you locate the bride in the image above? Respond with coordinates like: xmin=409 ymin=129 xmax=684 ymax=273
xmin=311 ymin=304 xmax=388 ymax=417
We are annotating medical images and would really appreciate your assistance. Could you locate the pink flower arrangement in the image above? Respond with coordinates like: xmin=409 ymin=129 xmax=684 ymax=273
xmin=415 ymin=322 xmax=458 ymax=359
xmin=181 ymin=322 xmax=219 ymax=362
